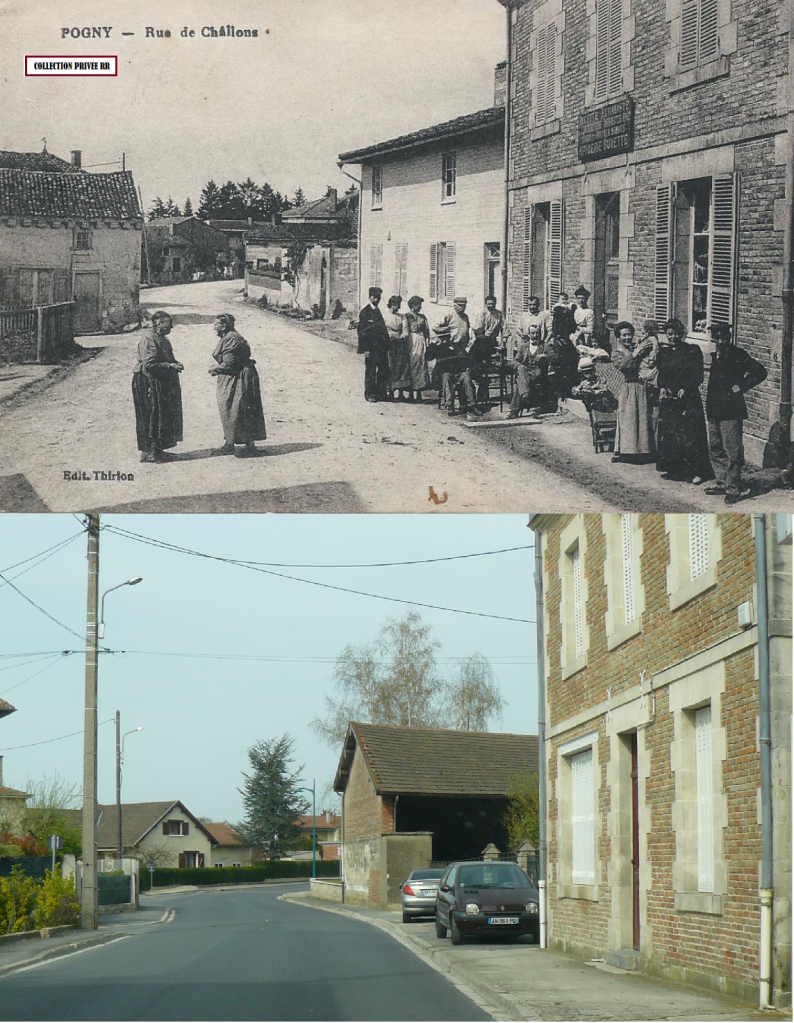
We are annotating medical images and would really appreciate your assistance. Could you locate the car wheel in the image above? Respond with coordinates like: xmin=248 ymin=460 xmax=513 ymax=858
xmin=402 ymin=911 xmax=412 ymax=923
xmin=435 ymin=916 xmax=447 ymax=939
xmin=450 ymin=916 xmax=463 ymax=946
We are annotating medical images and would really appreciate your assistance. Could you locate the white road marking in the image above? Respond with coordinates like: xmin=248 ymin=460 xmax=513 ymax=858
xmin=9 ymin=935 xmax=132 ymax=974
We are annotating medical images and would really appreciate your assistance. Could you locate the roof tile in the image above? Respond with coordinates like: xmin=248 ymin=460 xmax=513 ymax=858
xmin=0 ymin=169 xmax=141 ymax=220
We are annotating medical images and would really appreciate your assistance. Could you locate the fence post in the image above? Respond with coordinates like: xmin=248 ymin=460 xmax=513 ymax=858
xmin=36 ymin=306 xmax=44 ymax=363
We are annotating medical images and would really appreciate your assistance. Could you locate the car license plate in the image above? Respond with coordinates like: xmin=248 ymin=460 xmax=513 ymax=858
xmin=488 ymin=916 xmax=519 ymax=925
xmin=421 ymin=889 xmax=434 ymax=895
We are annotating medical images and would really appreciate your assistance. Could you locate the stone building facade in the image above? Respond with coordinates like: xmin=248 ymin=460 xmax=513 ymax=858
xmin=530 ymin=513 xmax=792 ymax=1007
xmin=504 ymin=0 xmax=790 ymax=463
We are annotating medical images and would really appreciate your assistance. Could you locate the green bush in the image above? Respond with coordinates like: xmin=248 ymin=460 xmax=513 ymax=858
xmin=145 ymin=859 xmax=340 ymax=890
xmin=0 ymin=866 xmax=39 ymax=933
xmin=33 ymin=869 xmax=79 ymax=929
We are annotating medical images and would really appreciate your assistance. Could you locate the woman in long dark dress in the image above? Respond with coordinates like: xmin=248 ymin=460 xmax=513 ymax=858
xmin=656 ymin=317 xmax=713 ymax=484
xmin=132 ymin=310 xmax=184 ymax=463
xmin=209 ymin=313 xmax=267 ymax=457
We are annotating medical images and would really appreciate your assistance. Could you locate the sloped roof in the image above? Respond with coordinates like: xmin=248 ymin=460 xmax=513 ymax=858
xmin=282 ymin=194 xmax=339 ymax=221
xmin=0 ymin=151 xmax=79 ymax=173
xmin=61 ymin=800 xmax=218 ymax=850
xmin=146 ymin=215 xmax=194 ymax=227
xmin=338 ymin=107 xmax=504 ymax=164
xmin=0 ymin=697 xmax=16 ymax=719
xmin=246 ymin=222 xmax=349 ymax=245
xmin=0 ymin=169 xmax=141 ymax=220
xmin=0 ymin=784 xmax=29 ymax=798
xmin=334 ymin=722 xmax=538 ymax=798
xmin=296 ymin=814 xmax=340 ymax=831
xmin=203 ymin=821 xmax=246 ymax=846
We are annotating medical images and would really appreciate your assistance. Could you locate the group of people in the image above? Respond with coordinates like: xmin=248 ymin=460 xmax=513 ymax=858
xmin=132 ymin=311 xmax=267 ymax=462
xmin=357 ymin=283 xmax=768 ymax=504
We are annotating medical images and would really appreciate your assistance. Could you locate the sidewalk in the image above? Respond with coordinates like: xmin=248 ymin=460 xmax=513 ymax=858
xmin=0 ymin=901 xmax=171 ymax=977
xmin=281 ymin=892 xmax=791 ymax=1022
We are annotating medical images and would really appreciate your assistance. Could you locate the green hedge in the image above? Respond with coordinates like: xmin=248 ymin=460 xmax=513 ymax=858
xmin=144 ymin=860 xmax=340 ymax=890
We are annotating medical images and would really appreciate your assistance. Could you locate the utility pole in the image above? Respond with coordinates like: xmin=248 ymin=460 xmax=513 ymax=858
xmin=116 ymin=710 xmax=122 ymax=863
xmin=81 ymin=514 xmax=100 ymax=930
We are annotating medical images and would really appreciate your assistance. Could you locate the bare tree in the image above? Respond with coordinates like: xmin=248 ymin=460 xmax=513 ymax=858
xmin=21 ymin=772 xmax=82 ymax=856
xmin=446 ymin=652 xmax=506 ymax=731
xmin=136 ymin=842 xmax=175 ymax=868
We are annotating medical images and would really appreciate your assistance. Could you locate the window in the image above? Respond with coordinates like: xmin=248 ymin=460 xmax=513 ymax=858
xmin=535 ymin=23 xmax=557 ymax=125
xmin=571 ymin=543 xmax=584 ymax=659
xmin=603 ymin=514 xmax=645 ymax=649
xmin=163 ymin=820 xmax=189 ymax=836
xmin=571 ymin=748 xmax=595 ymax=884
xmin=429 ymin=242 xmax=455 ymax=303
xmin=595 ymin=0 xmax=623 ymax=100
xmin=689 ymin=515 xmax=710 ymax=580
xmin=656 ymin=175 xmax=737 ymax=332
xmin=215 ymin=861 xmax=225 ymax=867
xmin=680 ymin=0 xmax=719 ymax=70
xmin=523 ymin=201 xmax=563 ymax=310
xmin=370 ymin=244 xmax=383 ymax=289
xmin=695 ymin=705 xmax=713 ymax=892
xmin=621 ymin=514 xmax=636 ymax=624
xmin=394 ymin=243 xmax=408 ymax=296
xmin=172 ymin=257 xmax=182 ymax=273
xmin=257 ymin=258 xmax=270 ymax=270
xmin=232 ymin=862 xmax=243 ymax=868
xmin=442 ymin=152 xmax=457 ymax=201
xmin=73 ymin=229 xmax=92 ymax=251
xmin=371 ymin=165 xmax=383 ymax=209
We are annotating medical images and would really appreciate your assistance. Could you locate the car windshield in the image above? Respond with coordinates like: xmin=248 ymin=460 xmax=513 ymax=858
xmin=409 ymin=870 xmax=445 ymax=881
xmin=457 ymin=864 xmax=530 ymax=889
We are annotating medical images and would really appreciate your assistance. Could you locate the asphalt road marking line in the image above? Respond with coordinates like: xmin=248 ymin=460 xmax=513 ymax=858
xmin=9 ymin=935 xmax=132 ymax=974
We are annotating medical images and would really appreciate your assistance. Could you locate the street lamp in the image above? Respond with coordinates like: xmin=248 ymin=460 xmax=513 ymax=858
xmin=297 ymin=782 xmax=316 ymax=879
xmin=115 ymin=713 xmax=143 ymax=863
xmin=98 ymin=577 xmax=142 ymax=639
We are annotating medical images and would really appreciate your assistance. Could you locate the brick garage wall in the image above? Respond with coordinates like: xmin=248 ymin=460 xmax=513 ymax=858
xmin=343 ymin=745 xmax=383 ymax=842
xmin=542 ymin=514 xmax=764 ymax=1000
xmin=341 ymin=743 xmax=395 ymax=907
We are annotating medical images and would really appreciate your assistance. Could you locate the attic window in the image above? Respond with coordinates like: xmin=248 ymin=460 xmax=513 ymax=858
xmin=73 ymin=229 xmax=92 ymax=251
xmin=163 ymin=819 xmax=189 ymax=836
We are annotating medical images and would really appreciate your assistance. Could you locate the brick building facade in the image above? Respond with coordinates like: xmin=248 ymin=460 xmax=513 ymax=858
xmin=502 ymin=0 xmax=790 ymax=463
xmin=530 ymin=513 xmax=792 ymax=1007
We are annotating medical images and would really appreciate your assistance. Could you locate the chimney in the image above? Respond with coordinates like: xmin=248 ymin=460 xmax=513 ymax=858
xmin=326 ymin=188 xmax=338 ymax=207
xmin=494 ymin=61 xmax=507 ymax=108
xmin=247 ymin=216 xmax=253 ymax=225
xmin=71 ymin=150 xmax=82 ymax=168
xmin=325 ymin=810 xmax=332 ymax=824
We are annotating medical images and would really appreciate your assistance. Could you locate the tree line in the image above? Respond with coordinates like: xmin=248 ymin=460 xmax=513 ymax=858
xmin=146 ymin=181 xmax=312 ymax=222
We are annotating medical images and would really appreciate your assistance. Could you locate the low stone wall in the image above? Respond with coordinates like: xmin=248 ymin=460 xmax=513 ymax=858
xmin=309 ymin=879 xmax=344 ymax=903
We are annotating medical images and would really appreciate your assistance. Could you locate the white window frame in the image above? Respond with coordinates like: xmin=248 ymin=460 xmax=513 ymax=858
xmin=603 ymin=514 xmax=645 ymax=650
xmin=559 ymin=517 xmax=589 ymax=679
xmin=441 ymin=152 xmax=457 ymax=203
xmin=695 ymin=705 xmax=714 ymax=892
xmin=572 ymin=544 xmax=584 ymax=660
xmin=665 ymin=514 xmax=722 ymax=611
xmin=621 ymin=513 xmax=636 ymax=624
xmin=571 ymin=747 xmax=595 ymax=885
xmin=371 ymin=165 xmax=383 ymax=210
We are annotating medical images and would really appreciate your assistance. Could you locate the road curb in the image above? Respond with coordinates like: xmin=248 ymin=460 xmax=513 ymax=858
xmin=0 ymin=931 xmax=131 ymax=978
xmin=280 ymin=892 xmax=527 ymax=1021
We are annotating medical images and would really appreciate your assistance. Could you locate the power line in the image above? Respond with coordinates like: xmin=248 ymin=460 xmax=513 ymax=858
xmin=0 ymin=572 xmax=85 ymax=640
xmin=0 ymin=653 xmax=63 ymax=673
xmin=0 ymin=653 xmax=71 ymax=697
xmin=103 ymin=526 xmax=535 ymax=625
xmin=0 ymin=649 xmax=536 ymax=665
xmin=0 ymin=717 xmax=113 ymax=752
xmin=0 ymin=531 xmax=83 ymax=579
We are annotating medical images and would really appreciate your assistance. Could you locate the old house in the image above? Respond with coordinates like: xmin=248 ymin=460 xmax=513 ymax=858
xmin=143 ymin=216 xmax=229 ymax=285
xmin=338 ymin=70 xmax=506 ymax=326
xmin=333 ymin=722 xmax=537 ymax=908
xmin=0 ymin=713 xmax=29 ymax=837
xmin=530 ymin=513 xmax=792 ymax=1008
xmin=501 ymin=0 xmax=791 ymax=463
xmin=296 ymin=813 xmax=342 ymax=860
xmin=0 ymin=148 xmax=143 ymax=333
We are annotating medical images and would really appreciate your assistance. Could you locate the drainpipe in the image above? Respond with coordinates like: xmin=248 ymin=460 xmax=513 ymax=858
xmin=753 ymin=514 xmax=774 ymax=1010
xmin=780 ymin=22 xmax=794 ymax=465
xmin=338 ymin=161 xmax=363 ymax=310
xmin=501 ymin=3 xmax=513 ymax=320
xmin=533 ymin=526 xmax=548 ymax=949
xmin=393 ymin=795 xmax=399 ymax=832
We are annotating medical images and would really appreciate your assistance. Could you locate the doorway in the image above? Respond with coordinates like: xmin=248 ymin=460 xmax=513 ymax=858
xmin=484 ymin=242 xmax=501 ymax=303
xmin=594 ymin=192 xmax=621 ymax=336
xmin=73 ymin=272 xmax=102 ymax=333
xmin=630 ymin=731 xmax=640 ymax=951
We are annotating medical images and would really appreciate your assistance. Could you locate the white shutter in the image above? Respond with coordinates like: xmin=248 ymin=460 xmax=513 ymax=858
xmin=572 ymin=544 xmax=584 ymax=659
xmin=571 ymin=748 xmax=595 ymax=884
xmin=523 ymin=207 xmax=533 ymax=311
xmin=608 ymin=0 xmax=623 ymax=95
xmin=621 ymin=514 xmax=636 ymax=624
xmin=548 ymin=199 xmax=563 ymax=310
xmin=689 ymin=514 xmax=710 ymax=580
xmin=595 ymin=0 xmax=610 ymax=100
xmin=429 ymin=243 xmax=438 ymax=302
xmin=370 ymin=244 xmax=383 ymax=289
xmin=695 ymin=705 xmax=713 ymax=892
xmin=708 ymin=173 xmax=737 ymax=326
xmin=445 ymin=243 xmax=456 ymax=300
xmin=536 ymin=24 xmax=556 ymax=124
xmin=680 ymin=0 xmax=699 ymax=68
xmin=394 ymin=243 xmax=408 ymax=297
xmin=654 ymin=185 xmax=673 ymax=322
xmin=698 ymin=0 xmax=719 ymax=62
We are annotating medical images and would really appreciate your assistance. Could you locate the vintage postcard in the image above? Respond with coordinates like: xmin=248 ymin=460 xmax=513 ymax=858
xmin=0 ymin=0 xmax=791 ymax=513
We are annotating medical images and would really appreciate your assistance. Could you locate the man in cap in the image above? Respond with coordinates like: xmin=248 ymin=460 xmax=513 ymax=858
xmin=704 ymin=322 xmax=766 ymax=504
xmin=357 ymin=286 xmax=390 ymax=402
xmin=430 ymin=297 xmax=479 ymax=419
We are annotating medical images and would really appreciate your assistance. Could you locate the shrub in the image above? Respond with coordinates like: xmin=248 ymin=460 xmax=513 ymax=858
xmin=0 ymin=866 xmax=39 ymax=933
xmin=146 ymin=859 xmax=340 ymax=889
xmin=33 ymin=869 xmax=79 ymax=929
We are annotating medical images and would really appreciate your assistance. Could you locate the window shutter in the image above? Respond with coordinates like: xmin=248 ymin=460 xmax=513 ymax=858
xmin=572 ymin=544 xmax=584 ymax=659
xmin=178 ymin=853 xmax=186 ymax=868
xmin=708 ymin=173 xmax=737 ymax=326
xmin=689 ymin=514 xmax=710 ymax=580
xmin=621 ymin=514 xmax=636 ymax=624
xmin=654 ymin=185 xmax=673 ymax=321
xmin=680 ymin=0 xmax=699 ymax=68
xmin=698 ymin=0 xmax=719 ymax=62
xmin=571 ymin=748 xmax=594 ymax=884
xmin=548 ymin=199 xmax=563 ymax=310
xmin=608 ymin=0 xmax=623 ymax=95
xmin=445 ymin=243 xmax=456 ymax=300
xmin=394 ymin=243 xmax=408 ymax=296
xmin=523 ymin=207 xmax=533 ymax=311
xmin=429 ymin=243 xmax=438 ymax=301
xmin=695 ymin=705 xmax=713 ymax=892
xmin=595 ymin=0 xmax=610 ymax=100
xmin=536 ymin=24 xmax=556 ymax=124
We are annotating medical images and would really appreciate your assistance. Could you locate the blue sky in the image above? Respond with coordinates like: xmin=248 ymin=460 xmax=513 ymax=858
xmin=0 ymin=514 xmax=538 ymax=825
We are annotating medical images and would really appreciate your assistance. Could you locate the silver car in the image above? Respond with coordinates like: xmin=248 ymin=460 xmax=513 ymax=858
xmin=401 ymin=868 xmax=446 ymax=922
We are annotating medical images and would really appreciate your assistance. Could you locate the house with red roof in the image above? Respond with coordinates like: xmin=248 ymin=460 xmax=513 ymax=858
xmin=0 ymin=699 xmax=29 ymax=837
xmin=203 ymin=821 xmax=259 ymax=867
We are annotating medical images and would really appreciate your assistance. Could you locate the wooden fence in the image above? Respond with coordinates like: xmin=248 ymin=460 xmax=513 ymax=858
xmin=0 ymin=302 xmax=74 ymax=364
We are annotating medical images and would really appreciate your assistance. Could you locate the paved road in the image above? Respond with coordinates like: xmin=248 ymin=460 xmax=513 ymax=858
xmin=0 ymin=885 xmax=491 ymax=1022
xmin=0 ymin=280 xmax=611 ymax=514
